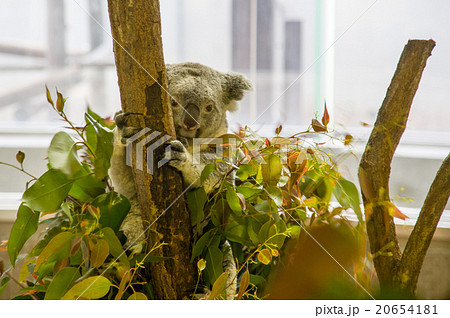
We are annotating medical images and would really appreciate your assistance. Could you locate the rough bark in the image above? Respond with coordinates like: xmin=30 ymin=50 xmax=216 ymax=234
xmin=358 ymin=39 xmax=435 ymax=293
xmin=107 ymin=0 xmax=195 ymax=299
xmin=395 ymin=154 xmax=450 ymax=295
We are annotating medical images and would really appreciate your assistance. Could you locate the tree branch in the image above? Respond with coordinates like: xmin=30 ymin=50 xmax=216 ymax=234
xmin=107 ymin=0 xmax=195 ymax=299
xmin=395 ymin=154 xmax=450 ymax=294
xmin=358 ymin=39 xmax=435 ymax=290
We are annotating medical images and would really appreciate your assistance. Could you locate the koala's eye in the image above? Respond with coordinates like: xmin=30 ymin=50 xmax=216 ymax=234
xmin=171 ymin=98 xmax=178 ymax=107
xmin=205 ymin=104 xmax=213 ymax=112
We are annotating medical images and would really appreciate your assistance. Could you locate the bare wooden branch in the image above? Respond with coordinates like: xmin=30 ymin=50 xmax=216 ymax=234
xmin=395 ymin=154 xmax=450 ymax=294
xmin=359 ymin=39 xmax=435 ymax=291
xmin=107 ymin=0 xmax=195 ymax=299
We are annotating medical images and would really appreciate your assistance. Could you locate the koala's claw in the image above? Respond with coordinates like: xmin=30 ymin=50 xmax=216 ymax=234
xmin=164 ymin=140 xmax=189 ymax=168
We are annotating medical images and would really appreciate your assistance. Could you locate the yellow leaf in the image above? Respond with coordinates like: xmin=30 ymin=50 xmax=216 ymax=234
xmin=206 ymin=272 xmax=229 ymax=300
xmin=127 ymin=292 xmax=148 ymax=300
xmin=61 ymin=276 xmax=111 ymax=300
xmin=236 ymin=270 xmax=249 ymax=300
xmin=257 ymin=249 xmax=272 ymax=265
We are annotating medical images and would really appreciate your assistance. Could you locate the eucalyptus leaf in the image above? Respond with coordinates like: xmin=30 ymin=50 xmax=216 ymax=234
xmin=100 ymin=227 xmax=130 ymax=268
xmin=34 ymin=232 xmax=74 ymax=272
xmin=22 ymin=169 xmax=73 ymax=212
xmin=61 ymin=276 xmax=111 ymax=300
xmin=8 ymin=204 xmax=40 ymax=266
xmin=85 ymin=112 xmax=114 ymax=179
xmin=48 ymin=131 xmax=82 ymax=177
xmin=92 ymin=192 xmax=130 ymax=233
xmin=186 ymin=187 xmax=207 ymax=227
xmin=45 ymin=267 xmax=81 ymax=300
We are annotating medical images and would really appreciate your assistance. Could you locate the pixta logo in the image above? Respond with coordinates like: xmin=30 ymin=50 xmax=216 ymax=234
xmin=124 ymin=128 xmax=172 ymax=174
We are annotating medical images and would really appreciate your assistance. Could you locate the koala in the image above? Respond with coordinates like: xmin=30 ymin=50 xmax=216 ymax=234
xmin=109 ymin=62 xmax=252 ymax=299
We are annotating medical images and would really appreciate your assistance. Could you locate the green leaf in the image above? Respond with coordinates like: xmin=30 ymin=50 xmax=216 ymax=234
xmin=89 ymin=238 xmax=109 ymax=268
xmin=91 ymin=192 xmax=130 ymax=233
xmin=236 ymin=160 xmax=259 ymax=180
xmin=44 ymin=267 xmax=81 ymax=300
xmin=100 ymin=227 xmax=130 ymax=269
xmin=68 ymin=164 xmax=106 ymax=201
xmin=261 ymin=154 xmax=283 ymax=186
xmin=127 ymin=292 xmax=148 ymax=300
xmin=200 ymin=163 xmax=216 ymax=184
xmin=236 ymin=184 xmax=262 ymax=199
xmin=8 ymin=204 xmax=40 ymax=266
xmin=334 ymin=178 xmax=362 ymax=222
xmin=191 ymin=232 xmax=212 ymax=261
xmin=48 ymin=131 xmax=82 ymax=177
xmin=211 ymin=198 xmax=230 ymax=227
xmin=186 ymin=187 xmax=207 ymax=227
xmin=85 ymin=112 xmax=114 ymax=179
xmin=34 ymin=232 xmax=73 ymax=272
xmin=226 ymin=186 xmax=242 ymax=213
xmin=0 ymin=277 xmax=10 ymax=296
xmin=249 ymin=274 xmax=266 ymax=288
xmin=205 ymin=245 xmax=223 ymax=286
xmin=22 ymin=169 xmax=73 ymax=212
xmin=87 ymin=107 xmax=113 ymax=129
xmin=266 ymin=186 xmax=283 ymax=207
xmin=206 ymin=272 xmax=229 ymax=300
xmin=61 ymin=276 xmax=111 ymax=300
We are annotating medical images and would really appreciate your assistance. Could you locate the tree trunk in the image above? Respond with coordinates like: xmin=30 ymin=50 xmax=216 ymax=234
xmin=359 ymin=39 xmax=435 ymax=295
xmin=107 ymin=0 xmax=195 ymax=299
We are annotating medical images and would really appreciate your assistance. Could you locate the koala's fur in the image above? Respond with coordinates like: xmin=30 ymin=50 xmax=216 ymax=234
xmin=109 ymin=62 xmax=252 ymax=299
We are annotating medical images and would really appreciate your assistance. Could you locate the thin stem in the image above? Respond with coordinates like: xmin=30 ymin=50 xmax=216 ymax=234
xmin=0 ymin=162 xmax=37 ymax=180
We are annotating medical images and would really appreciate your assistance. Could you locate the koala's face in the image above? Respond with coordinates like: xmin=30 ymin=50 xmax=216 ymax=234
xmin=166 ymin=63 xmax=252 ymax=139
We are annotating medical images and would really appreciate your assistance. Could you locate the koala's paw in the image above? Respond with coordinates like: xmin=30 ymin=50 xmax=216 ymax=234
xmin=114 ymin=111 xmax=142 ymax=143
xmin=165 ymin=140 xmax=189 ymax=168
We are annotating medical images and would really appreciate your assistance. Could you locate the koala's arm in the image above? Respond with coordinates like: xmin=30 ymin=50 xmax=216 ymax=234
xmin=109 ymin=127 xmax=145 ymax=247
xmin=165 ymin=140 xmax=233 ymax=193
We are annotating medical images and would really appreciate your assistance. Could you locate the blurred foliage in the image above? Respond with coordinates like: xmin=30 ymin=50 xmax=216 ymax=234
xmin=0 ymin=90 xmax=373 ymax=300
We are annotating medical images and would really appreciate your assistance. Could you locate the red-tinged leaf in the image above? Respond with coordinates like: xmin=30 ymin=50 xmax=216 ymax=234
xmin=89 ymin=238 xmax=109 ymax=268
xmin=321 ymin=101 xmax=330 ymax=126
xmin=115 ymin=270 xmax=132 ymax=300
xmin=16 ymin=151 xmax=25 ymax=164
xmin=206 ymin=272 xmax=229 ymax=300
xmin=34 ymin=232 xmax=73 ymax=272
xmin=386 ymin=202 xmax=408 ymax=220
xmin=265 ymin=138 xmax=271 ymax=147
xmin=344 ymin=134 xmax=353 ymax=145
xmin=45 ymin=85 xmax=54 ymax=106
xmin=23 ymin=289 xmax=38 ymax=296
xmin=237 ymin=270 xmax=250 ymax=300
xmin=275 ymin=125 xmax=282 ymax=135
xmin=307 ymin=148 xmax=314 ymax=155
xmin=311 ymin=119 xmax=327 ymax=132
xmin=257 ymin=248 xmax=272 ymax=265
xmin=271 ymin=249 xmax=279 ymax=257
xmin=70 ymin=236 xmax=82 ymax=256
xmin=237 ymin=193 xmax=246 ymax=210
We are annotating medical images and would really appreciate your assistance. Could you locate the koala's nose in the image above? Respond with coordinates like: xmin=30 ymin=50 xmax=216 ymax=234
xmin=183 ymin=103 xmax=200 ymax=131
xmin=183 ymin=119 xmax=199 ymax=131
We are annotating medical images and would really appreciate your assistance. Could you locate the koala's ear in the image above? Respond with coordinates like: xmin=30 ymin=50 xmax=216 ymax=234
xmin=222 ymin=73 xmax=253 ymax=111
